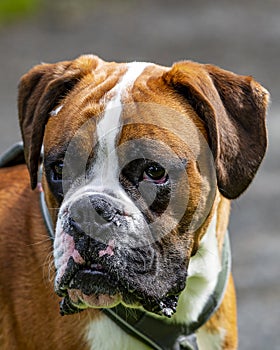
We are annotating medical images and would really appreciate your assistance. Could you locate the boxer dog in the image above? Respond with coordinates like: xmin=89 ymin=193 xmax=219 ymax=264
xmin=0 ymin=55 xmax=269 ymax=349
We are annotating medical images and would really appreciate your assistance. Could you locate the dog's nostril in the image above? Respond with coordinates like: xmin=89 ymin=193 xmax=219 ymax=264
xmin=94 ymin=203 xmax=113 ymax=221
xmin=89 ymin=197 xmax=116 ymax=223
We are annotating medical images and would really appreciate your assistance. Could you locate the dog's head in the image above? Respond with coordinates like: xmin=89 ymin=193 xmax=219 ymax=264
xmin=18 ymin=55 xmax=269 ymax=316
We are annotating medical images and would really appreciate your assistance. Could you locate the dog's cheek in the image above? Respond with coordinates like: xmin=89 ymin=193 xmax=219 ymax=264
xmin=53 ymin=228 xmax=85 ymax=288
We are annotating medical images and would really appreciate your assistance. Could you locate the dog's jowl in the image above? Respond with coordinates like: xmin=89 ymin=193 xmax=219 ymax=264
xmin=0 ymin=55 xmax=269 ymax=350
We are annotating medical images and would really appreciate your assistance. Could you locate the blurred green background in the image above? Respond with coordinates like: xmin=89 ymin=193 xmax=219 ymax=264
xmin=0 ymin=0 xmax=39 ymax=25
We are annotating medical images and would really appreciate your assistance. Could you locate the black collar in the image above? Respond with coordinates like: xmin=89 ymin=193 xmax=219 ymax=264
xmin=0 ymin=141 xmax=26 ymax=168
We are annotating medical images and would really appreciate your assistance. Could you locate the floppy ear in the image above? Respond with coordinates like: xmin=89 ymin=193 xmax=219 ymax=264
xmin=163 ymin=61 xmax=269 ymax=199
xmin=18 ymin=55 xmax=100 ymax=190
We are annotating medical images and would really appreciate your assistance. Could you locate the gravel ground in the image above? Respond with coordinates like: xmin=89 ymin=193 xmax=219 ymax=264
xmin=0 ymin=1 xmax=279 ymax=348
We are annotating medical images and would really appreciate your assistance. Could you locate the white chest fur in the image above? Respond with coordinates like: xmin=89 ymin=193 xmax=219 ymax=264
xmin=84 ymin=213 xmax=224 ymax=350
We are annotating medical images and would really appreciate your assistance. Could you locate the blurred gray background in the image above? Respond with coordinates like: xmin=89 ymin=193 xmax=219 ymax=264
xmin=0 ymin=0 xmax=279 ymax=348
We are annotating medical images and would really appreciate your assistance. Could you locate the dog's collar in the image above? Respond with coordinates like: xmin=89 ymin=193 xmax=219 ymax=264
xmin=0 ymin=143 xmax=231 ymax=350
xmin=39 ymin=189 xmax=55 ymax=241
xmin=0 ymin=141 xmax=26 ymax=168
xmin=39 ymin=186 xmax=231 ymax=350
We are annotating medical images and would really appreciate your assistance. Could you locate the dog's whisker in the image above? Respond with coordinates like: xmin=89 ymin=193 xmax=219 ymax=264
xmin=26 ymin=237 xmax=53 ymax=247
xmin=40 ymin=250 xmax=56 ymax=285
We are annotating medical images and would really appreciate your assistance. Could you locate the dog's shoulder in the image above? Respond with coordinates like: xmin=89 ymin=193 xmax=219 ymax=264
xmin=0 ymin=164 xmax=38 ymax=218
xmin=0 ymin=164 xmax=43 ymax=258
xmin=0 ymin=163 xmax=30 ymax=191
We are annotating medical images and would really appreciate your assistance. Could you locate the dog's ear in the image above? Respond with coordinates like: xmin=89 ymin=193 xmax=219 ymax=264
xmin=163 ymin=61 xmax=269 ymax=199
xmin=18 ymin=55 xmax=100 ymax=190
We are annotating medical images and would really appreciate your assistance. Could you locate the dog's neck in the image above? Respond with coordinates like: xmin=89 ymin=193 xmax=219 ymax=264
xmin=173 ymin=210 xmax=221 ymax=325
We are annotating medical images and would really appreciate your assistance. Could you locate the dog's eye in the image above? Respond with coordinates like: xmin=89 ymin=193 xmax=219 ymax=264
xmin=52 ymin=162 xmax=64 ymax=181
xmin=143 ymin=163 xmax=167 ymax=184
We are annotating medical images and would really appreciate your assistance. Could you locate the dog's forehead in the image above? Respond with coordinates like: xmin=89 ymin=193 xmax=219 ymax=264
xmin=44 ymin=61 xmax=158 ymax=150
xmin=44 ymin=60 xmax=203 ymax=159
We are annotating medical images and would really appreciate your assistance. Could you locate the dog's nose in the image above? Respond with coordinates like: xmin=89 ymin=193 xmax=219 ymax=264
xmin=67 ymin=195 xmax=124 ymax=238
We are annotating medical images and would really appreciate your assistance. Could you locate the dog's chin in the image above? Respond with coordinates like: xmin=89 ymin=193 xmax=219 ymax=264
xmin=67 ymin=289 xmax=121 ymax=309
xmin=59 ymin=269 xmax=180 ymax=318
xmin=56 ymin=252 xmax=183 ymax=317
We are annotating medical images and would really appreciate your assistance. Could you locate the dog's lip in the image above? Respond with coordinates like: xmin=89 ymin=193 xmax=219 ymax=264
xmin=62 ymin=263 xmax=122 ymax=309
xmin=68 ymin=265 xmax=116 ymax=292
xmin=67 ymin=289 xmax=121 ymax=309
xmin=56 ymin=260 xmax=109 ymax=295
xmin=57 ymin=260 xmax=151 ymax=309
xmin=57 ymin=263 xmax=181 ymax=316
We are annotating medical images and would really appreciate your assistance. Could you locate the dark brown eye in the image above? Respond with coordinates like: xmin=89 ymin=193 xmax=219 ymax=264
xmin=143 ymin=163 xmax=167 ymax=183
xmin=52 ymin=162 xmax=64 ymax=181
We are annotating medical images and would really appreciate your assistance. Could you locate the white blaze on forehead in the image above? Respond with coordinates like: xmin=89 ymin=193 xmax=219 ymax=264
xmin=93 ymin=62 xmax=151 ymax=187
xmin=56 ymin=62 xmax=152 ymax=222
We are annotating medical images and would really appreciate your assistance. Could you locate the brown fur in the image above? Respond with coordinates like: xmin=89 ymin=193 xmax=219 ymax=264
xmin=0 ymin=165 xmax=95 ymax=350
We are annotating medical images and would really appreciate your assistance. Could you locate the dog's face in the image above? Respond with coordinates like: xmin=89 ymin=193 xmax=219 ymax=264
xmin=18 ymin=55 xmax=268 ymax=316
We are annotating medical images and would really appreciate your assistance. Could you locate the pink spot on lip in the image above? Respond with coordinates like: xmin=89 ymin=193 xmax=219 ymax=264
xmin=99 ymin=240 xmax=115 ymax=257
xmin=73 ymin=249 xmax=86 ymax=264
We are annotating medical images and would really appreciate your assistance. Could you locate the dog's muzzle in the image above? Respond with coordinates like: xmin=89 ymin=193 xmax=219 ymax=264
xmin=53 ymin=191 xmax=188 ymax=315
